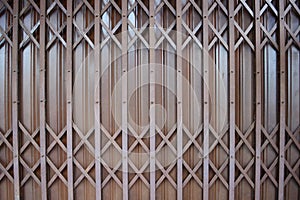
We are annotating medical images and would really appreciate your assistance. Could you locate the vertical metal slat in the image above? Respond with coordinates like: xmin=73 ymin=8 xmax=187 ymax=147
xmin=149 ymin=0 xmax=156 ymax=199
xmin=254 ymin=1 xmax=262 ymax=199
xmin=122 ymin=0 xmax=129 ymax=199
xmin=202 ymin=0 xmax=209 ymax=199
xmin=12 ymin=0 xmax=20 ymax=199
xmin=278 ymin=1 xmax=286 ymax=199
xmin=176 ymin=0 xmax=183 ymax=199
xmin=39 ymin=0 xmax=47 ymax=199
xmin=95 ymin=0 xmax=102 ymax=199
xmin=228 ymin=0 xmax=235 ymax=199
xmin=66 ymin=1 xmax=74 ymax=199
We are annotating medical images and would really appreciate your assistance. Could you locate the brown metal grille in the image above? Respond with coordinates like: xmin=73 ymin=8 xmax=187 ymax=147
xmin=0 ymin=0 xmax=299 ymax=199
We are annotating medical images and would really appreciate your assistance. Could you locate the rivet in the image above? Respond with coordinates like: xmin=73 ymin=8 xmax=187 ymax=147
xmin=257 ymin=102 xmax=260 ymax=105
xmin=204 ymin=101 xmax=207 ymax=104
xmin=151 ymin=101 xmax=154 ymax=104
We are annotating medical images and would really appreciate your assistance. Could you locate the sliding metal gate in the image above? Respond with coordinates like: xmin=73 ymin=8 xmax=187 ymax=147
xmin=0 ymin=0 xmax=300 ymax=199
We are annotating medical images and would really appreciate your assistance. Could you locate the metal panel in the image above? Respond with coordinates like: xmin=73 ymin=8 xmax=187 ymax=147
xmin=0 ymin=0 xmax=299 ymax=199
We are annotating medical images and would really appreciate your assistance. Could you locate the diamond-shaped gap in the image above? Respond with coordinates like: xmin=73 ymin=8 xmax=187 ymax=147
xmin=156 ymin=143 xmax=176 ymax=168
xmin=261 ymin=126 xmax=279 ymax=168
xmin=156 ymin=4 xmax=176 ymax=28
xmin=220 ymin=164 xmax=229 ymax=182
xmin=128 ymin=143 xmax=149 ymax=169
xmin=47 ymin=5 xmax=67 ymax=44
xmin=262 ymin=5 xmax=278 ymax=33
xmin=182 ymin=6 xmax=202 ymax=43
xmin=101 ymin=145 xmax=122 ymax=173
xmin=183 ymin=144 xmax=202 ymax=169
xmin=182 ymin=144 xmax=203 ymax=184
xmin=0 ymin=0 xmax=13 ymax=16
xmin=74 ymin=177 xmax=95 ymax=197
xmin=48 ymin=178 xmax=67 ymax=199
xmin=47 ymin=134 xmax=67 ymax=169
xmin=20 ymin=131 xmax=40 ymax=168
xmin=287 ymin=7 xmax=300 ymax=40
xmin=285 ymin=137 xmax=300 ymax=167
xmin=0 ymin=132 xmax=13 ymax=166
xmin=74 ymin=143 xmax=95 ymax=170
xmin=73 ymin=5 xmax=95 ymax=47
xmin=155 ymin=132 xmax=177 ymax=161
xmin=235 ymin=8 xmax=254 ymax=38
xmin=19 ymin=10 xmax=40 ymax=48
xmin=102 ymin=5 xmax=121 ymax=31
xmin=0 ymin=6 xmax=12 ymax=29
xmin=262 ymin=144 xmax=278 ymax=168
xmin=128 ymin=3 xmax=148 ymax=27
xmin=20 ymin=0 xmax=40 ymax=16
xmin=47 ymin=0 xmax=67 ymax=12
xmin=236 ymin=143 xmax=254 ymax=169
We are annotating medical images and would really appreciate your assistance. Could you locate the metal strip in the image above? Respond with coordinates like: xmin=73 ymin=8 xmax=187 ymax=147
xmin=95 ymin=0 xmax=101 ymax=199
xmin=254 ymin=1 xmax=262 ymax=199
xmin=278 ymin=1 xmax=286 ymax=199
xmin=176 ymin=0 xmax=183 ymax=199
xmin=12 ymin=0 xmax=20 ymax=199
xmin=228 ymin=1 xmax=235 ymax=199
xmin=39 ymin=0 xmax=47 ymax=199
xmin=122 ymin=0 xmax=128 ymax=199
xmin=202 ymin=0 xmax=209 ymax=200
xmin=66 ymin=1 xmax=74 ymax=199
xmin=149 ymin=0 xmax=156 ymax=199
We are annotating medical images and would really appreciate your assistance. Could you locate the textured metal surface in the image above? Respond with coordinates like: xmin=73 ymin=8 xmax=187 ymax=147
xmin=0 ymin=0 xmax=299 ymax=199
